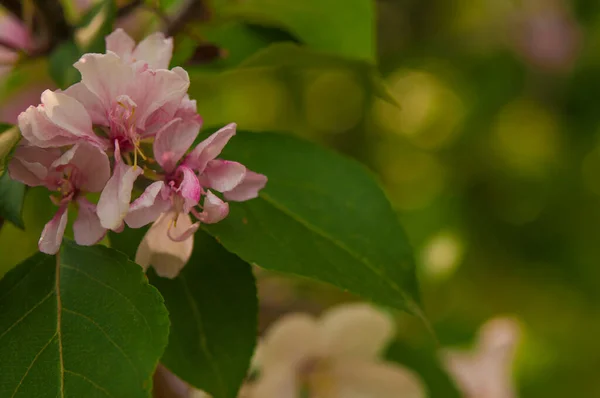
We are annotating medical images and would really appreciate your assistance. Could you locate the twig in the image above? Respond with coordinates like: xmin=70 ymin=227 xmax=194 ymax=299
xmin=0 ymin=0 xmax=22 ymax=18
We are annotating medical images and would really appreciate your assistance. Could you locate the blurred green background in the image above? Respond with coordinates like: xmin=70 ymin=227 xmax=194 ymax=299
xmin=2 ymin=0 xmax=600 ymax=396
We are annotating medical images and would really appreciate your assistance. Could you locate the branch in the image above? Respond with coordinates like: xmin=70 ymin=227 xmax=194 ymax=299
xmin=31 ymin=0 xmax=72 ymax=50
xmin=164 ymin=0 xmax=211 ymax=37
xmin=0 ymin=0 xmax=22 ymax=18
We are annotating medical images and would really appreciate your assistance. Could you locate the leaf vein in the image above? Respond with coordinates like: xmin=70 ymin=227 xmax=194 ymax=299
xmin=64 ymin=370 xmax=114 ymax=397
xmin=0 ymin=289 xmax=54 ymax=341
xmin=180 ymin=276 xmax=228 ymax=396
xmin=259 ymin=192 xmax=410 ymax=302
xmin=11 ymin=332 xmax=58 ymax=398
xmin=60 ymin=264 xmax=152 ymax=336
xmin=63 ymin=308 xmax=140 ymax=379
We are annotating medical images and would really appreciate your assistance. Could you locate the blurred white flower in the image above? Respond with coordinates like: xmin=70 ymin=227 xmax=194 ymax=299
xmin=249 ymin=303 xmax=426 ymax=398
xmin=443 ymin=317 xmax=521 ymax=398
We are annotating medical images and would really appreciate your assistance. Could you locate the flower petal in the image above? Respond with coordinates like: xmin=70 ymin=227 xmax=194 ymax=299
xmin=105 ymin=28 xmax=136 ymax=60
xmin=223 ymin=171 xmax=267 ymax=202
xmin=97 ymin=141 xmax=143 ymax=230
xmin=135 ymin=211 xmax=194 ymax=278
xmin=51 ymin=142 xmax=110 ymax=192
xmin=8 ymin=145 xmax=61 ymax=187
xmin=132 ymin=32 xmax=173 ymax=70
xmin=442 ymin=317 xmax=520 ymax=398
xmin=259 ymin=313 xmax=322 ymax=369
xmin=125 ymin=181 xmax=170 ymax=228
xmin=178 ymin=165 xmax=201 ymax=213
xmin=131 ymin=67 xmax=190 ymax=129
xmin=39 ymin=204 xmax=69 ymax=254
xmin=73 ymin=197 xmax=106 ymax=245
xmin=185 ymin=123 xmax=236 ymax=172
xmin=75 ymin=52 xmax=135 ymax=108
xmin=40 ymin=90 xmax=101 ymax=146
xmin=18 ymin=105 xmax=85 ymax=148
xmin=153 ymin=117 xmax=200 ymax=172
xmin=196 ymin=190 xmax=228 ymax=224
xmin=202 ymin=160 xmax=246 ymax=193
xmin=319 ymin=303 xmax=395 ymax=361
xmin=249 ymin=365 xmax=298 ymax=398
xmin=63 ymin=82 xmax=107 ymax=125
xmin=327 ymin=360 xmax=426 ymax=398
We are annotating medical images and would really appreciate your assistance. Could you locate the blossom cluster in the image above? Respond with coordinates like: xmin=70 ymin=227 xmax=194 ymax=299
xmin=8 ymin=29 xmax=267 ymax=276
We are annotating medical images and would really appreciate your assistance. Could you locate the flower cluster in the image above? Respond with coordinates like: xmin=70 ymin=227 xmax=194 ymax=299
xmin=8 ymin=29 xmax=267 ymax=276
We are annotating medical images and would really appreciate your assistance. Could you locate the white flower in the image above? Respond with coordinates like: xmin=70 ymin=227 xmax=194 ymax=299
xmin=442 ymin=317 xmax=521 ymax=398
xmin=250 ymin=303 xmax=426 ymax=398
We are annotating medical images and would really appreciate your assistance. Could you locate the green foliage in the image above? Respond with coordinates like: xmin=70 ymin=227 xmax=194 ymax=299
xmin=0 ymin=172 xmax=26 ymax=229
xmin=78 ymin=0 xmax=117 ymax=53
xmin=48 ymin=40 xmax=82 ymax=89
xmin=110 ymin=227 xmax=258 ymax=398
xmin=203 ymin=131 xmax=421 ymax=313
xmin=213 ymin=0 xmax=375 ymax=61
xmin=188 ymin=43 xmax=397 ymax=131
xmin=0 ymin=241 xmax=170 ymax=397
xmin=150 ymin=231 xmax=257 ymax=398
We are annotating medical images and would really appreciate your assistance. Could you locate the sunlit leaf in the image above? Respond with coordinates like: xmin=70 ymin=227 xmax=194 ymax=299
xmin=213 ymin=0 xmax=375 ymax=61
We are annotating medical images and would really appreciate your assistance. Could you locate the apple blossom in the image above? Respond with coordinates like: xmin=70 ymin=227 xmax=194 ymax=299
xmin=128 ymin=122 xmax=267 ymax=278
xmin=442 ymin=317 xmax=521 ymax=398
xmin=8 ymin=142 xmax=110 ymax=254
xmin=249 ymin=303 xmax=426 ymax=398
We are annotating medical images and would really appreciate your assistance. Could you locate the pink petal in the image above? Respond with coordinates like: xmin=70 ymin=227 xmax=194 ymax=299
xmin=223 ymin=171 xmax=267 ymax=202
xmin=8 ymin=146 xmax=61 ymax=187
xmin=74 ymin=52 xmax=135 ymax=109
xmin=63 ymin=82 xmax=108 ymax=126
xmin=135 ymin=211 xmax=194 ymax=278
xmin=197 ymin=191 xmax=229 ymax=224
xmin=0 ymin=13 xmax=31 ymax=50
xmin=105 ymin=28 xmax=136 ymax=61
xmin=125 ymin=181 xmax=170 ymax=228
xmin=201 ymin=160 xmax=246 ymax=193
xmin=97 ymin=141 xmax=143 ymax=230
xmin=178 ymin=165 xmax=201 ymax=212
xmin=51 ymin=143 xmax=110 ymax=192
xmin=153 ymin=117 xmax=200 ymax=172
xmin=185 ymin=123 xmax=237 ymax=173
xmin=40 ymin=90 xmax=101 ymax=147
xmin=39 ymin=204 xmax=69 ymax=254
xmin=18 ymin=105 xmax=86 ymax=148
xmin=131 ymin=67 xmax=190 ymax=130
xmin=132 ymin=32 xmax=173 ymax=70
xmin=73 ymin=197 xmax=107 ymax=245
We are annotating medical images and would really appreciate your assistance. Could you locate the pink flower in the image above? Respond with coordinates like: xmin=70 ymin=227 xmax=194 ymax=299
xmin=18 ymin=90 xmax=106 ymax=149
xmin=8 ymin=142 xmax=111 ymax=254
xmin=126 ymin=122 xmax=267 ymax=277
xmin=443 ymin=317 xmax=521 ymax=398
xmin=0 ymin=13 xmax=32 ymax=76
xmin=105 ymin=28 xmax=173 ymax=70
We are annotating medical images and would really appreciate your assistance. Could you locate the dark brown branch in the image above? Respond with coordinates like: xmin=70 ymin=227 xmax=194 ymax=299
xmin=165 ymin=0 xmax=211 ymax=37
xmin=0 ymin=0 xmax=22 ymax=18
xmin=31 ymin=0 xmax=72 ymax=49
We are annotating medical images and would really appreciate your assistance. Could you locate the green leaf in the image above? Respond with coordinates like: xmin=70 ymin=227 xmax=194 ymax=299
xmin=0 ymin=241 xmax=170 ymax=398
xmin=203 ymin=131 xmax=422 ymax=314
xmin=48 ymin=40 xmax=82 ymax=89
xmin=109 ymin=229 xmax=258 ymax=398
xmin=214 ymin=0 xmax=375 ymax=61
xmin=188 ymin=43 xmax=398 ymax=132
xmin=150 ymin=232 xmax=257 ymax=398
xmin=0 ymin=172 xmax=25 ymax=229
xmin=386 ymin=340 xmax=462 ymax=398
